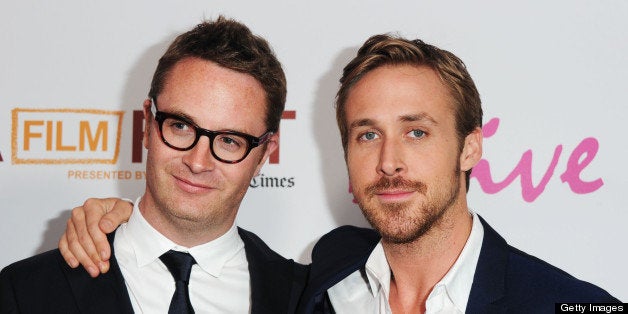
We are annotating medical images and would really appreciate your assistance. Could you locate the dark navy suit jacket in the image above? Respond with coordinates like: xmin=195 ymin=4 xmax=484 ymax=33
xmin=0 ymin=227 xmax=308 ymax=314
xmin=298 ymin=216 xmax=619 ymax=313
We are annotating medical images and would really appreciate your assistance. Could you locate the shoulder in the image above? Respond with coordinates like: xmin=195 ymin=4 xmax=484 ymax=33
xmin=2 ymin=246 xmax=134 ymax=313
xmin=476 ymin=217 xmax=619 ymax=305
xmin=504 ymin=245 xmax=619 ymax=302
xmin=238 ymin=227 xmax=290 ymax=261
xmin=312 ymin=225 xmax=380 ymax=264
xmin=318 ymin=225 xmax=380 ymax=243
xmin=1 ymin=249 xmax=68 ymax=283
xmin=1 ymin=249 xmax=82 ymax=311
xmin=309 ymin=225 xmax=380 ymax=286
xmin=237 ymin=227 xmax=308 ymax=272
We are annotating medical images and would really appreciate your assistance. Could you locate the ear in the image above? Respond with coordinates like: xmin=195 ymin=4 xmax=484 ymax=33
xmin=459 ymin=127 xmax=483 ymax=172
xmin=142 ymin=99 xmax=152 ymax=149
xmin=253 ymin=133 xmax=279 ymax=176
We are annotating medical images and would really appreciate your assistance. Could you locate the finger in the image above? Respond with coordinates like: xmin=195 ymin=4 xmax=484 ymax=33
xmin=58 ymin=231 xmax=78 ymax=268
xmin=84 ymin=198 xmax=117 ymax=263
xmin=99 ymin=198 xmax=133 ymax=234
xmin=95 ymin=199 xmax=132 ymax=273
xmin=65 ymin=217 xmax=100 ymax=278
xmin=71 ymin=204 xmax=102 ymax=267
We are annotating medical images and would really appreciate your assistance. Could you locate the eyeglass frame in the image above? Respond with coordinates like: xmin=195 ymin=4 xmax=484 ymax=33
xmin=149 ymin=98 xmax=274 ymax=164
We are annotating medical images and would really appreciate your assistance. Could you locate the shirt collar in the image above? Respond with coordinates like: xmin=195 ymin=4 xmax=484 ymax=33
xmin=363 ymin=211 xmax=484 ymax=312
xmin=122 ymin=196 xmax=245 ymax=278
xmin=364 ymin=242 xmax=390 ymax=299
xmin=428 ymin=211 xmax=484 ymax=312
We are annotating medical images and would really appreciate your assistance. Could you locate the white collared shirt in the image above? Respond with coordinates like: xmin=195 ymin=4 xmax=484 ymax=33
xmin=328 ymin=212 xmax=484 ymax=314
xmin=113 ymin=197 xmax=251 ymax=313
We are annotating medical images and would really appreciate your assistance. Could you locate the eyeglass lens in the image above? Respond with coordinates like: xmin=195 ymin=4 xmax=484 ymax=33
xmin=161 ymin=116 xmax=251 ymax=162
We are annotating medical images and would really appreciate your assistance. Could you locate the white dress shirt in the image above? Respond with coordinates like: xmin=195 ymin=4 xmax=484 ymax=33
xmin=113 ymin=197 xmax=251 ymax=313
xmin=328 ymin=212 xmax=484 ymax=314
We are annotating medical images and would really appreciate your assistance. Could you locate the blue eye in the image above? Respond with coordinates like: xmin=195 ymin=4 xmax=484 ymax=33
xmin=359 ymin=131 xmax=378 ymax=141
xmin=408 ymin=129 xmax=425 ymax=138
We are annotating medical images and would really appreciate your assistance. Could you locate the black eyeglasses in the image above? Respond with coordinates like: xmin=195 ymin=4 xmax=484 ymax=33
xmin=150 ymin=99 xmax=273 ymax=164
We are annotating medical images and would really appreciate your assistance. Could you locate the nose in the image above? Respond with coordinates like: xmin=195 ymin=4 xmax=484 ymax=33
xmin=182 ymin=136 xmax=216 ymax=173
xmin=377 ymin=138 xmax=406 ymax=176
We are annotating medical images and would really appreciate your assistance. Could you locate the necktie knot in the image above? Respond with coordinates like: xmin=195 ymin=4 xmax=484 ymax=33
xmin=160 ymin=250 xmax=196 ymax=283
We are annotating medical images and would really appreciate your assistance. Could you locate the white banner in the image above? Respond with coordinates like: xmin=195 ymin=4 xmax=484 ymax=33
xmin=1 ymin=0 xmax=626 ymax=300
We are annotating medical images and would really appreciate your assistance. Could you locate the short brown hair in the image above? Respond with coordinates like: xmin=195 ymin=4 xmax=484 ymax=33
xmin=336 ymin=34 xmax=482 ymax=190
xmin=148 ymin=16 xmax=286 ymax=132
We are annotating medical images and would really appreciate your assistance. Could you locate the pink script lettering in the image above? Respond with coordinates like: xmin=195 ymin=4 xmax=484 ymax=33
xmin=471 ymin=118 xmax=603 ymax=202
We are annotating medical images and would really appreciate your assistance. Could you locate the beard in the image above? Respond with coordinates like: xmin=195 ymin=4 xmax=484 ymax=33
xmin=357 ymin=171 xmax=461 ymax=244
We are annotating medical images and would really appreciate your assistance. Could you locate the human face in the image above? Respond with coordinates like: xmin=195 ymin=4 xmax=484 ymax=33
xmin=142 ymin=57 xmax=277 ymax=237
xmin=345 ymin=64 xmax=480 ymax=244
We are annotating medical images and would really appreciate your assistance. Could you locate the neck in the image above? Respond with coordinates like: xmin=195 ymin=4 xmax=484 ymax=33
xmin=384 ymin=199 xmax=473 ymax=313
xmin=138 ymin=195 xmax=234 ymax=248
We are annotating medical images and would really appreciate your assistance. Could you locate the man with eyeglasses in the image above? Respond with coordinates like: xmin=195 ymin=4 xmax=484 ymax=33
xmin=0 ymin=17 xmax=306 ymax=314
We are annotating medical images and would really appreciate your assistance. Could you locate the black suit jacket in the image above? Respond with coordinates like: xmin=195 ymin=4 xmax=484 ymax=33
xmin=0 ymin=227 xmax=308 ymax=314
xmin=298 ymin=216 xmax=619 ymax=313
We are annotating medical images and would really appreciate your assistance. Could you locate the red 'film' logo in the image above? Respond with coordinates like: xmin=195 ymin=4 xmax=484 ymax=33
xmin=11 ymin=108 xmax=124 ymax=164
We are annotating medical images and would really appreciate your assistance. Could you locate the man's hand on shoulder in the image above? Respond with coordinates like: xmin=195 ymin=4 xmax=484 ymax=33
xmin=58 ymin=197 xmax=133 ymax=278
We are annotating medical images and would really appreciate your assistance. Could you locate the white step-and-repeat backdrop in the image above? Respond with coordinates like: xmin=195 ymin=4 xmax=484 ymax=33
xmin=1 ymin=0 xmax=626 ymax=300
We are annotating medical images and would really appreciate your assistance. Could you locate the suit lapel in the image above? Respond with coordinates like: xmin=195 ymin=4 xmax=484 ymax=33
xmin=466 ymin=216 xmax=508 ymax=314
xmin=239 ymin=227 xmax=306 ymax=314
xmin=61 ymin=231 xmax=134 ymax=314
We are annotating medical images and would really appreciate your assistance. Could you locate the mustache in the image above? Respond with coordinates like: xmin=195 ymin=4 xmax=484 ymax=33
xmin=365 ymin=176 xmax=427 ymax=195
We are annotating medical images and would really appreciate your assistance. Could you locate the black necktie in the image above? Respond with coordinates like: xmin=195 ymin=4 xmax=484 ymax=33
xmin=160 ymin=250 xmax=197 ymax=314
